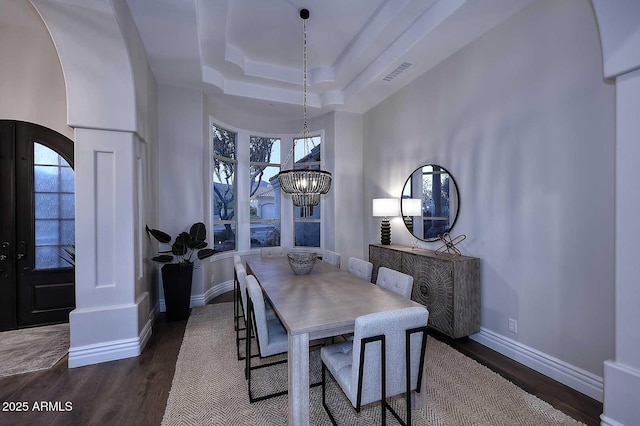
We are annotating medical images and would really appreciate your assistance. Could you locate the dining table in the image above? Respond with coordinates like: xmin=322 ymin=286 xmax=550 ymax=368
xmin=246 ymin=256 xmax=427 ymax=426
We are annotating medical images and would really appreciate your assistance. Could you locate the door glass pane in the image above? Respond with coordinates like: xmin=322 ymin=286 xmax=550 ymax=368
xmin=33 ymin=143 xmax=74 ymax=269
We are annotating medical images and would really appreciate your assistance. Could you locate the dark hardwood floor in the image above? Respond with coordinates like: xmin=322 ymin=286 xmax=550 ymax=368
xmin=0 ymin=292 xmax=602 ymax=426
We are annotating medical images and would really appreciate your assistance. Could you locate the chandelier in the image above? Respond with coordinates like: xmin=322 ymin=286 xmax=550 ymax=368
xmin=277 ymin=8 xmax=332 ymax=217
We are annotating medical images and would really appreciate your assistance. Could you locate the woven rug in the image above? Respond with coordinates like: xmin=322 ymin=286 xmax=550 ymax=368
xmin=162 ymin=303 xmax=584 ymax=425
xmin=0 ymin=323 xmax=69 ymax=377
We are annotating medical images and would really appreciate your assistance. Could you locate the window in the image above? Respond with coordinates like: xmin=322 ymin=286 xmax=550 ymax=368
xmin=212 ymin=125 xmax=237 ymax=252
xmin=293 ymin=135 xmax=321 ymax=247
xmin=249 ymin=136 xmax=281 ymax=248
xmin=33 ymin=143 xmax=75 ymax=269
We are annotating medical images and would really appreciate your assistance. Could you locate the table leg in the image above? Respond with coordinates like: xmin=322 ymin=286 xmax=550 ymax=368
xmin=288 ymin=332 xmax=310 ymax=426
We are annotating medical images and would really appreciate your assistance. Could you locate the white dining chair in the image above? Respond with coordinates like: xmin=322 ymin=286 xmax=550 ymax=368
xmin=376 ymin=267 xmax=414 ymax=299
xmin=322 ymin=250 xmax=341 ymax=268
xmin=245 ymin=274 xmax=290 ymax=402
xmin=321 ymin=306 xmax=429 ymax=425
xmin=347 ymin=257 xmax=373 ymax=282
xmin=260 ymin=246 xmax=289 ymax=258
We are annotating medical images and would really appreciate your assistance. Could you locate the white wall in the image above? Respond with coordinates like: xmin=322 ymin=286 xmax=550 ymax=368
xmin=0 ymin=1 xmax=72 ymax=140
xmin=330 ymin=111 xmax=365 ymax=264
xmin=363 ymin=0 xmax=614 ymax=395
xmin=158 ymin=86 xmax=206 ymax=299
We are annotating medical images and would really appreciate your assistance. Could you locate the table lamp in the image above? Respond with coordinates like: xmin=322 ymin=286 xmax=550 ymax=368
xmin=373 ymin=198 xmax=399 ymax=245
xmin=401 ymin=198 xmax=422 ymax=234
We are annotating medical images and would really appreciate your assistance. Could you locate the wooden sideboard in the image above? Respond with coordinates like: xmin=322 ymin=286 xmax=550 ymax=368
xmin=369 ymin=244 xmax=480 ymax=338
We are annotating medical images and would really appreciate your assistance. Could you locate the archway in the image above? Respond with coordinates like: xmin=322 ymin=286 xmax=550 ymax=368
xmin=31 ymin=0 xmax=155 ymax=368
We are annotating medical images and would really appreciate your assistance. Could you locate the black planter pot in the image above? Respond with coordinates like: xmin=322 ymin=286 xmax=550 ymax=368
xmin=161 ymin=263 xmax=194 ymax=321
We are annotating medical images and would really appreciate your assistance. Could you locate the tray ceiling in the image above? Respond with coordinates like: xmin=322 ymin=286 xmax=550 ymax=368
xmin=127 ymin=0 xmax=534 ymax=120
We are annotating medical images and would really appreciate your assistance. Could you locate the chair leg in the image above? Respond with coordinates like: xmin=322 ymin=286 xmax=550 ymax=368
xmin=321 ymin=362 xmax=338 ymax=426
xmin=385 ymin=326 xmax=429 ymax=426
xmin=381 ymin=337 xmax=386 ymax=426
xmin=245 ymin=297 xmax=252 ymax=380
xmin=236 ymin=283 xmax=260 ymax=361
xmin=233 ymin=274 xmax=238 ymax=331
xmin=245 ymin=299 xmax=290 ymax=403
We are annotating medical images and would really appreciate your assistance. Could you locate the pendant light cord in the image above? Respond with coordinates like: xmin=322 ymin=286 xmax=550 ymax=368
xmin=282 ymin=10 xmax=312 ymax=169
xmin=302 ymin=16 xmax=309 ymax=139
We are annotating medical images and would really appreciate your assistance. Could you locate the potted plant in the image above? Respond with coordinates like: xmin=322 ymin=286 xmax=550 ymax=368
xmin=146 ymin=222 xmax=217 ymax=321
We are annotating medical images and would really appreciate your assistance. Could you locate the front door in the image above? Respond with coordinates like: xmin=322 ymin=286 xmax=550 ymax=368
xmin=0 ymin=120 xmax=75 ymax=331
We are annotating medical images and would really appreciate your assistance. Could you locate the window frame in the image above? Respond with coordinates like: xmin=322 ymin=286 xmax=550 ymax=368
xmin=207 ymin=119 xmax=326 ymax=257
xmin=212 ymin=123 xmax=238 ymax=253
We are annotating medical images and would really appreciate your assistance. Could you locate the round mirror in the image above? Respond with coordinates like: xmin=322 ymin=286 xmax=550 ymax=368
xmin=401 ymin=164 xmax=459 ymax=242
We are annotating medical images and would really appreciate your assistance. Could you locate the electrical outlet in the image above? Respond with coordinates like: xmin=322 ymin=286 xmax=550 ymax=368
xmin=508 ymin=318 xmax=518 ymax=334
xmin=210 ymin=274 xmax=215 ymax=284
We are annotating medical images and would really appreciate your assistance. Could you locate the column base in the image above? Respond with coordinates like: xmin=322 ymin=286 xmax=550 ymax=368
xmin=601 ymin=360 xmax=640 ymax=426
xmin=68 ymin=301 xmax=151 ymax=368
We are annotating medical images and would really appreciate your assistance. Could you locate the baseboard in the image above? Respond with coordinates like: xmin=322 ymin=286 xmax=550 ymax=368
xmin=150 ymin=302 xmax=160 ymax=323
xmin=601 ymin=359 xmax=640 ymax=425
xmin=69 ymin=335 xmax=144 ymax=368
xmin=195 ymin=280 xmax=234 ymax=306
xmin=138 ymin=316 xmax=153 ymax=353
xmin=470 ymin=327 xmax=604 ymax=402
xmin=600 ymin=415 xmax=625 ymax=426
xmin=159 ymin=280 xmax=233 ymax=312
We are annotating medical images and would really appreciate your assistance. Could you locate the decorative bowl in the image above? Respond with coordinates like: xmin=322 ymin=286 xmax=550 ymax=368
xmin=287 ymin=252 xmax=317 ymax=275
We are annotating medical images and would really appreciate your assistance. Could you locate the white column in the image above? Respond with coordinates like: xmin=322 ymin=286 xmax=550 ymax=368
xmin=602 ymin=68 xmax=640 ymax=426
xmin=68 ymin=128 xmax=142 ymax=367
xmin=590 ymin=2 xmax=640 ymax=424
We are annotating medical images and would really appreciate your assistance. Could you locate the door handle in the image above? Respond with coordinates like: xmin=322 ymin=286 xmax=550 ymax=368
xmin=17 ymin=241 xmax=25 ymax=260
xmin=0 ymin=241 xmax=8 ymax=261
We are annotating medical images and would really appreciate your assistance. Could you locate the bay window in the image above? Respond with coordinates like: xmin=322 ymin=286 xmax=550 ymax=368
xmin=211 ymin=122 xmax=325 ymax=253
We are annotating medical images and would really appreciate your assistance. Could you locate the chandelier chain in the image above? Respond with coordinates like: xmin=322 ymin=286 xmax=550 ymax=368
xmin=276 ymin=9 xmax=332 ymax=213
xmin=302 ymin=17 xmax=308 ymax=138
xmin=282 ymin=14 xmax=312 ymax=169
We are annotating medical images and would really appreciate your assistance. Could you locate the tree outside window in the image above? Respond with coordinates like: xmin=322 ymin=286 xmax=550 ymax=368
xmin=249 ymin=136 xmax=281 ymax=248
xmin=212 ymin=125 xmax=237 ymax=252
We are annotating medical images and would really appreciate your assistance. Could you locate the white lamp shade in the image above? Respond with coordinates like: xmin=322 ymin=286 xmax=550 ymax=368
xmin=402 ymin=198 xmax=422 ymax=216
xmin=372 ymin=198 xmax=400 ymax=217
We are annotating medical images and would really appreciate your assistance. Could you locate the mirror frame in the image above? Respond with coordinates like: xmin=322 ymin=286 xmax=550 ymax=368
xmin=400 ymin=164 xmax=460 ymax=242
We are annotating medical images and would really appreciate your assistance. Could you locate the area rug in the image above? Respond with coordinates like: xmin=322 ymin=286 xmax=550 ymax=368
xmin=0 ymin=323 xmax=69 ymax=377
xmin=162 ymin=303 xmax=585 ymax=425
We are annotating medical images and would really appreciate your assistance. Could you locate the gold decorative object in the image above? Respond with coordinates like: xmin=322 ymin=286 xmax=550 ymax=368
xmin=435 ymin=232 xmax=466 ymax=256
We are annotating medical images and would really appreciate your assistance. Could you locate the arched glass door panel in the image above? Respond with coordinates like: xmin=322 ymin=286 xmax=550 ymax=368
xmin=34 ymin=143 xmax=75 ymax=269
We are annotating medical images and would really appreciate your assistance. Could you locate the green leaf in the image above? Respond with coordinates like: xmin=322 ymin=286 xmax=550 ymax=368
xmin=197 ymin=248 xmax=217 ymax=260
xmin=151 ymin=255 xmax=174 ymax=263
xmin=171 ymin=232 xmax=191 ymax=256
xmin=188 ymin=241 xmax=207 ymax=250
xmin=189 ymin=222 xmax=206 ymax=241
xmin=146 ymin=225 xmax=171 ymax=244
